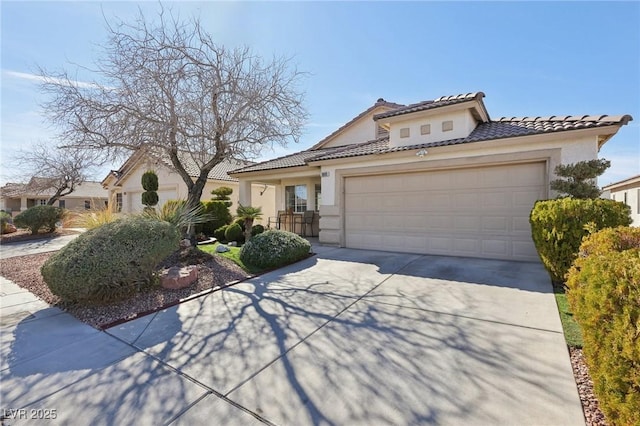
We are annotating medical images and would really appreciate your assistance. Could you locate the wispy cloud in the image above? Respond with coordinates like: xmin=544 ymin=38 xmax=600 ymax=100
xmin=3 ymin=70 xmax=103 ymax=89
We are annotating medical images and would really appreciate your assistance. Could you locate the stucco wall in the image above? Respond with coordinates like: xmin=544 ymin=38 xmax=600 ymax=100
xmin=609 ymin=187 xmax=640 ymax=226
xmin=388 ymin=109 xmax=478 ymax=148
xmin=317 ymin=132 xmax=601 ymax=245
xmin=109 ymin=160 xmax=275 ymax=224
xmin=320 ymin=111 xmax=381 ymax=148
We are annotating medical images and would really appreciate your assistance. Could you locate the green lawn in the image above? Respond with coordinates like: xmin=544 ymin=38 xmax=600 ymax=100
xmin=198 ymin=243 xmax=264 ymax=274
xmin=553 ymin=284 xmax=583 ymax=348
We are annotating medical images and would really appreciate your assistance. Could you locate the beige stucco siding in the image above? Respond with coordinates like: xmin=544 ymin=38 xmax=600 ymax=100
xmin=343 ymin=162 xmax=546 ymax=261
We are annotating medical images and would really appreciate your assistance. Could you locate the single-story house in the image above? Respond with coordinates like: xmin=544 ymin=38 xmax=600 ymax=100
xmin=102 ymin=149 xmax=276 ymax=224
xmin=602 ymin=174 xmax=640 ymax=226
xmin=230 ymin=92 xmax=632 ymax=261
xmin=0 ymin=178 xmax=108 ymax=216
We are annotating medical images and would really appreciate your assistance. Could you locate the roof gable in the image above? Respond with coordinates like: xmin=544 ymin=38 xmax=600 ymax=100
xmin=310 ymin=98 xmax=404 ymax=150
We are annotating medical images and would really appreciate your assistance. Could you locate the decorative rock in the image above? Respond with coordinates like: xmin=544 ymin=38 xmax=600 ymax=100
xmin=216 ymin=244 xmax=230 ymax=253
xmin=160 ymin=265 xmax=198 ymax=290
xmin=179 ymin=239 xmax=191 ymax=249
xmin=1 ymin=223 xmax=17 ymax=234
xmin=196 ymin=237 xmax=217 ymax=245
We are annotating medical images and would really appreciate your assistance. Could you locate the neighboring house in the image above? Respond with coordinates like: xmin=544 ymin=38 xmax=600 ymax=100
xmin=230 ymin=92 xmax=632 ymax=262
xmin=102 ymin=149 xmax=276 ymax=224
xmin=0 ymin=178 xmax=108 ymax=216
xmin=602 ymin=174 xmax=640 ymax=226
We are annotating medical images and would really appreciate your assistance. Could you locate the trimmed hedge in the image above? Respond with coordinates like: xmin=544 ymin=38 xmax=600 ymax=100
xmin=41 ymin=216 xmax=180 ymax=304
xmin=529 ymin=198 xmax=631 ymax=283
xmin=0 ymin=211 xmax=13 ymax=234
xmin=240 ymin=230 xmax=310 ymax=269
xmin=14 ymin=205 xmax=65 ymax=235
xmin=224 ymin=222 xmax=243 ymax=243
xmin=251 ymin=224 xmax=265 ymax=237
xmin=214 ymin=224 xmax=229 ymax=242
xmin=566 ymin=227 xmax=640 ymax=425
xmin=199 ymin=200 xmax=232 ymax=236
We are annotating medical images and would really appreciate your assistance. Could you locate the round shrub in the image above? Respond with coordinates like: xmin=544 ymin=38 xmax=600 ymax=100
xmin=141 ymin=191 xmax=159 ymax=207
xmin=224 ymin=222 xmax=243 ymax=242
xmin=14 ymin=205 xmax=65 ymax=235
xmin=529 ymin=198 xmax=631 ymax=284
xmin=214 ymin=224 xmax=229 ymax=242
xmin=251 ymin=224 xmax=265 ymax=237
xmin=41 ymin=216 xmax=180 ymax=304
xmin=240 ymin=230 xmax=311 ymax=269
xmin=141 ymin=170 xmax=159 ymax=191
xmin=566 ymin=227 xmax=640 ymax=425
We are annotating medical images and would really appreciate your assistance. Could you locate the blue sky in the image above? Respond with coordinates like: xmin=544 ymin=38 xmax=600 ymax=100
xmin=1 ymin=1 xmax=639 ymax=186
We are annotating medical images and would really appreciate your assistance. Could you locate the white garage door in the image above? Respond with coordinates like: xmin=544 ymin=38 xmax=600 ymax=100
xmin=128 ymin=189 xmax=178 ymax=213
xmin=344 ymin=162 xmax=546 ymax=261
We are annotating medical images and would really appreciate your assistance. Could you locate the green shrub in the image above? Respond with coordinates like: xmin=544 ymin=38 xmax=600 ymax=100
xmin=214 ymin=224 xmax=229 ymax=242
xmin=14 ymin=205 xmax=65 ymax=235
xmin=251 ymin=224 xmax=265 ymax=237
xmin=224 ymin=222 xmax=243 ymax=242
xmin=566 ymin=227 xmax=640 ymax=425
xmin=233 ymin=217 xmax=246 ymax=231
xmin=529 ymin=198 xmax=631 ymax=284
xmin=141 ymin=170 xmax=159 ymax=210
xmin=240 ymin=230 xmax=311 ymax=269
xmin=41 ymin=216 xmax=180 ymax=304
xmin=199 ymin=200 xmax=232 ymax=236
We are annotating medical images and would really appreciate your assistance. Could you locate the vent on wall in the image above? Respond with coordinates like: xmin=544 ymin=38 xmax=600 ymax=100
xmin=442 ymin=120 xmax=454 ymax=132
xmin=400 ymin=128 xmax=410 ymax=138
xmin=420 ymin=124 xmax=431 ymax=135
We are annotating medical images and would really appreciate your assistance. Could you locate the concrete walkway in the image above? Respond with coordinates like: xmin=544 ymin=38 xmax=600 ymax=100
xmin=0 ymin=242 xmax=584 ymax=425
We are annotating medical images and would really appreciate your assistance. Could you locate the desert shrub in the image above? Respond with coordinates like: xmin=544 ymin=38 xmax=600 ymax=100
xmin=214 ymin=224 xmax=229 ymax=242
xmin=198 ymin=200 xmax=232 ymax=236
xmin=14 ymin=205 xmax=65 ymax=235
xmin=529 ymin=198 xmax=631 ymax=284
xmin=566 ymin=227 xmax=640 ymax=425
xmin=0 ymin=211 xmax=13 ymax=234
xmin=251 ymin=224 xmax=265 ymax=237
xmin=145 ymin=200 xmax=209 ymax=233
xmin=224 ymin=222 xmax=243 ymax=242
xmin=41 ymin=216 xmax=180 ymax=304
xmin=240 ymin=230 xmax=311 ymax=269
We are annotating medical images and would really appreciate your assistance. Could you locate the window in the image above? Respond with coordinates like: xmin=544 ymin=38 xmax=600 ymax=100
xmin=420 ymin=124 xmax=431 ymax=135
xmin=442 ymin=120 xmax=454 ymax=132
xmin=58 ymin=200 xmax=66 ymax=208
xmin=84 ymin=200 xmax=91 ymax=210
xmin=400 ymin=127 xmax=410 ymax=138
xmin=116 ymin=193 xmax=123 ymax=212
xmin=624 ymin=191 xmax=628 ymax=205
xmin=39 ymin=199 xmax=47 ymax=206
xmin=315 ymin=184 xmax=322 ymax=211
xmin=285 ymin=185 xmax=307 ymax=213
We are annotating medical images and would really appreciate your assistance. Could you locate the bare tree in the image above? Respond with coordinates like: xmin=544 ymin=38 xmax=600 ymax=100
xmin=12 ymin=143 xmax=98 ymax=205
xmin=39 ymin=7 xmax=308 ymax=213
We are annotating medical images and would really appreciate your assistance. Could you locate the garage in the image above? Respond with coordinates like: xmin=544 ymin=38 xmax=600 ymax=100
xmin=344 ymin=162 xmax=547 ymax=261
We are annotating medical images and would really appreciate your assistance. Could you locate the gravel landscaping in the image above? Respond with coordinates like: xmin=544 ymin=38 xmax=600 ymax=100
xmin=0 ymin=248 xmax=250 ymax=329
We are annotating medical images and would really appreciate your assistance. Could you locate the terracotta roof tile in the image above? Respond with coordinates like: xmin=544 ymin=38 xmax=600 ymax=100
xmin=310 ymin=115 xmax=633 ymax=162
xmin=373 ymin=92 xmax=485 ymax=120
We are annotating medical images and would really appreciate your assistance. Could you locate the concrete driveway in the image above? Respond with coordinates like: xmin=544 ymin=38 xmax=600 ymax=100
xmin=1 ymin=246 xmax=584 ymax=425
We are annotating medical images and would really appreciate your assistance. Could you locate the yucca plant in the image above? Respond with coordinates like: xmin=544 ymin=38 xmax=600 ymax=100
xmin=143 ymin=200 xmax=212 ymax=239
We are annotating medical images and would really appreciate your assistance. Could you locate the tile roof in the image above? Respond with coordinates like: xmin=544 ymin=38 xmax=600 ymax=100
xmin=602 ymin=173 xmax=640 ymax=190
xmin=373 ymin=92 xmax=485 ymax=120
xmin=0 ymin=181 xmax=107 ymax=198
xmin=230 ymin=146 xmax=346 ymax=174
xmin=309 ymin=115 xmax=634 ymax=162
xmin=230 ymin=90 xmax=632 ymax=173
xmin=309 ymin=98 xmax=405 ymax=150
xmin=173 ymin=152 xmax=253 ymax=182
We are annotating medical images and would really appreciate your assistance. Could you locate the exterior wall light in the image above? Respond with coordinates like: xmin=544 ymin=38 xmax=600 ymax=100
xmin=416 ymin=149 xmax=428 ymax=158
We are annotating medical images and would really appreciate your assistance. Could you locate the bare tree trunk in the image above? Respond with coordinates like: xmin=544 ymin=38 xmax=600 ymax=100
xmin=244 ymin=218 xmax=254 ymax=243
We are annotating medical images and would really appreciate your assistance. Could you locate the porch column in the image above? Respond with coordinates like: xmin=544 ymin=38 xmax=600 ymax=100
xmin=238 ymin=178 xmax=252 ymax=207
xmin=20 ymin=197 xmax=28 ymax=211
